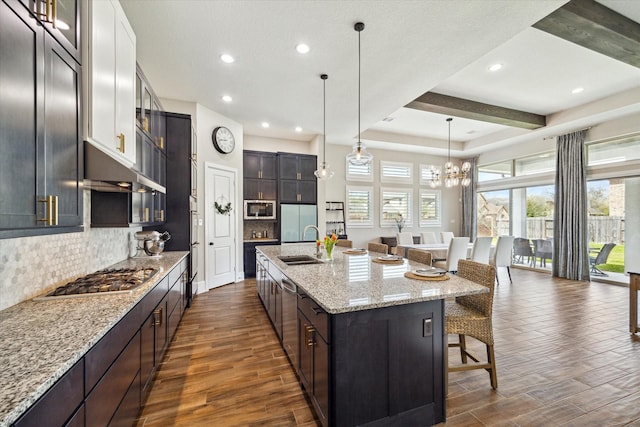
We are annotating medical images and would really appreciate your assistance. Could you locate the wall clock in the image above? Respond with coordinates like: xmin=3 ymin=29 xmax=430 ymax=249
xmin=212 ymin=126 xmax=235 ymax=154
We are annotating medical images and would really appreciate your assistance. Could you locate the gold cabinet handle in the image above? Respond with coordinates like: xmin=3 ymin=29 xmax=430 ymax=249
xmin=159 ymin=209 xmax=165 ymax=222
xmin=38 ymin=195 xmax=58 ymax=225
xmin=144 ymin=207 xmax=150 ymax=222
xmin=153 ymin=307 xmax=163 ymax=326
xmin=51 ymin=0 xmax=57 ymax=28
xmin=305 ymin=325 xmax=316 ymax=347
xmin=117 ymin=133 xmax=125 ymax=153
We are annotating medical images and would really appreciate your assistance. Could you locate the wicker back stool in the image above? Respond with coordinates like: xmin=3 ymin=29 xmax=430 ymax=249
xmin=336 ymin=239 xmax=353 ymax=248
xmin=367 ymin=242 xmax=389 ymax=254
xmin=445 ymin=259 xmax=498 ymax=389
xmin=407 ymin=248 xmax=432 ymax=266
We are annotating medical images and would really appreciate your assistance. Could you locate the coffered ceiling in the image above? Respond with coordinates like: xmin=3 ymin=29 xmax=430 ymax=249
xmin=120 ymin=0 xmax=640 ymax=158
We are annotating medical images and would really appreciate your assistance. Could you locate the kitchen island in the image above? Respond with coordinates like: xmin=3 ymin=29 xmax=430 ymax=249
xmin=256 ymin=244 xmax=489 ymax=427
xmin=0 ymin=251 xmax=188 ymax=427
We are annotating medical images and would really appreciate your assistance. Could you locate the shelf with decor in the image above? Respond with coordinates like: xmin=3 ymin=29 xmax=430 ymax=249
xmin=325 ymin=201 xmax=347 ymax=239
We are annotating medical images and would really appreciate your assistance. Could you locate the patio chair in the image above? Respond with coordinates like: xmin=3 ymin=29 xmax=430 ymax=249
xmin=589 ymin=243 xmax=616 ymax=276
xmin=533 ymin=239 xmax=553 ymax=268
xmin=513 ymin=237 xmax=534 ymax=266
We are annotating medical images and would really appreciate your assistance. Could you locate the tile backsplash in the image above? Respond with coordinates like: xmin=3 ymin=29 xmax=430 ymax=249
xmin=0 ymin=191 xmax=140 ymax=311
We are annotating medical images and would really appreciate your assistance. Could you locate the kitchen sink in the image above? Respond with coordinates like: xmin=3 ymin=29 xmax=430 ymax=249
xmin=278 ymin=255 xmax=324 ymax=265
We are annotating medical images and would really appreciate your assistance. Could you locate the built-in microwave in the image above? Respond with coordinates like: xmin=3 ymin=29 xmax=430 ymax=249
xmin=244 ymin=200 xmax=276 ymax=220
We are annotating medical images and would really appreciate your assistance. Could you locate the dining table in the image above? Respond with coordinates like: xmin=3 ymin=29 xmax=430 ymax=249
xmin=396 ymin=242 xmax=474 ymax=260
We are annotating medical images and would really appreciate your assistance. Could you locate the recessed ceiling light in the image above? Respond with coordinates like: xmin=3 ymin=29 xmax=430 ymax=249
xmin=296 ymin=43 xmax=310 ymax=54
xmin=295 ymin=126 xmax=302 ymax=132
xmin=488 ymin=63 xmax=503 ymax=72
xmin=222 ymin=95 xmax=232 ymax=102
xmin=572 ymin=87 xmax=584 ymax=94
xmin=261 ymin=122 xmax=270 ymax=128
xmin=220 ymin=54 xmax=234 ymax=63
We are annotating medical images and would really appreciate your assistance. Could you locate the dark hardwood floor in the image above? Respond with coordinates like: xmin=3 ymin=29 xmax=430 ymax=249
xmin=136 ymin=268 xmax=640 ymax=427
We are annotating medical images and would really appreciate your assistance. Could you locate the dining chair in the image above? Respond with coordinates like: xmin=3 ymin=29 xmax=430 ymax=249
xmin=407 ymin=248 xmax=432 ymax=266
xmin=367 ymin=242 xmax=389 ymax=254
xmin=433 ymin=237 xmax=470 ymax=273
xmin=396 ymin=232 xmax=413 ymax=246
xmin=420 ymin=232 xmax=438 ymax=244
xmin=445 ymin=259 xmax=498 ymax=390
xmin=469 ymin=237 xmax=492 ymax=264
xmin=589 ymin=243 xmax=616 ymax=276
xmin=513 ymin=237 xmax=534 ymax=267
xmin=336 ymin=239 xmax=353 ymax=248
xmin=440 ymin=231 xmax=454 ymax=245
xmin=490 ymin=235 xmax=515 ymax=284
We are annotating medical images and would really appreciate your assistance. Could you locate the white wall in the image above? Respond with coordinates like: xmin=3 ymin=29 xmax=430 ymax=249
xmin=244 ymin=135 xmax=315 ymax=155
xmin=324 ymin=143 xmax=463 ymax=249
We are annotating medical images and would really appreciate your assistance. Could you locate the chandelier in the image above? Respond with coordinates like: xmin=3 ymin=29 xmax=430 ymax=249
xmin=346 ymin=22 xmax=373 ymax=166
xmin=314 ymin=74 xmax=334 ymax=180
xmin=429 ymin=118 xmax=471 ymax=188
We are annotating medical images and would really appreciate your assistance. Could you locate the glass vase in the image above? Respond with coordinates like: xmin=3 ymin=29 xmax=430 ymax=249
xmin=325 ymin=245 xmax=334 ymax=261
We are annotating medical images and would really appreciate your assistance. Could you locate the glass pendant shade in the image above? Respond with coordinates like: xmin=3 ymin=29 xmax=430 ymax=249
xmin=346 ymin=22 xmax=373 ymax=167
xmin=314 ymin=74 xmax=334 ymax=180
xmin=315 ymin=161 xmax=334 ymax=180
xmin=346 ymin=143 xmax=373 ymax=166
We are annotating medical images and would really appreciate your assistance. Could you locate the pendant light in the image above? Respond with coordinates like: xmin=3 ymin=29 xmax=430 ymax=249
xmin=346 ymin=22 xmax=373 ymax=166
xmin=429 ymin=118 xmax=471 ymax=188
xmin=314 ymin=74 xmax=334 ymax=180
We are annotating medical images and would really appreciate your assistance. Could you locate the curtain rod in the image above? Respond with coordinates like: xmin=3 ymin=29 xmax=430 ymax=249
xmin=542 ymin=126 xmax=593 ymax=141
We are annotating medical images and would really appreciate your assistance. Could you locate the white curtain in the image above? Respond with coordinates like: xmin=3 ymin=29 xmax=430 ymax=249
xmin=553 ymin=130 xmax=589 ymax=281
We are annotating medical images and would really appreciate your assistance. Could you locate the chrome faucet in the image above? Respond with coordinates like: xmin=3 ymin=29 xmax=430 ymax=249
xmin=302 ymin=224 xmax=322 ymax=258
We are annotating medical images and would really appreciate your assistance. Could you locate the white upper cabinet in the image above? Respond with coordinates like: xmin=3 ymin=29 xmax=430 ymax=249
xmin=83 ymin=0 xmax=136 ymax=164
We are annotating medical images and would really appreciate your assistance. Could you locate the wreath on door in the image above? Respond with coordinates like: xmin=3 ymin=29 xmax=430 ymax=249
xmin=214 ymin=196 xmax=232 ymax=216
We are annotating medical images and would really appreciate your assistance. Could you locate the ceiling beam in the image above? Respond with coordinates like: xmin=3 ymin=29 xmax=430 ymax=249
xmin=533 ymin=0 xmax=640 ymax=68
xmin=405 ymin=92 xmax=546 ymax=130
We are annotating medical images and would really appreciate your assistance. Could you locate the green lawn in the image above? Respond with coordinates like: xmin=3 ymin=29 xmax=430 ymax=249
xmin=590 ymin=243 xmax=625 ymax=273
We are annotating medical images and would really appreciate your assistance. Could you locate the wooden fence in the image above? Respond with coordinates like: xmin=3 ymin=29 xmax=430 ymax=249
xmin=494 ymin=216 xmax=625 ymax=244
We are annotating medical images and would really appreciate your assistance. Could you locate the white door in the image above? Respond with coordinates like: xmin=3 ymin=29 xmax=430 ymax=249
xmin=205 ymin=164 xmax=237 ymax=289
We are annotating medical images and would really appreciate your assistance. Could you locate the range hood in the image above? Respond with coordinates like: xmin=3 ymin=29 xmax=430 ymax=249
xmin=83 ymin=142 xmax=166 ymax=194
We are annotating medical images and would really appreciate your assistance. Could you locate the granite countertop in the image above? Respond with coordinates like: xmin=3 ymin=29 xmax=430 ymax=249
xmin=0 ymin=251 xmax=188 ymax=427
xmin=257 ymin=243 xmax=488 ymax=314
xmin=244 ymin=238 xmax=279 ymax=243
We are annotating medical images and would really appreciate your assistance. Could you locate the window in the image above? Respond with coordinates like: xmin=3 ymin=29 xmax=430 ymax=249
xmin=381 ymin=188 xmax=411 ymax=227
xmin=478 ymin=161 xmax=512 ymax=182
xmin=515 ymin=152 xmax=555 ymax=175
xmin=588 ymin=135 xmax=640 ymax=166
xmin=346 ymin=161 xmax=373 ymax=182
xmin=477 ymin=190 xmax=510 ymax=237
xmin=380 ymin=161 xmax=412 ymax=184
xmin=420 ymin=164 xmax=440 ymax=186
xmin=419 ymin=190 xmax=441 ymax=226
xmin=346 ymin=186 xmax=373 ymax=227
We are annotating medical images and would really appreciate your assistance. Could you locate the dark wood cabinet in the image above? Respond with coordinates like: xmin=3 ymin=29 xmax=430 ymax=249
xmin=244 ymin=151 xmax=277 ymax=180
xmin=245 ymin=241 xmax=279 ymax=278
xmin=278 ymin=153 xmax=316 ymax=181
xmin=244 ymin=178 xmax=277 ymax=201
xmin=297 ymin=296 xmax=330 ymax=426
xmin=277 ymin=153 xmax=317 ymax=204
xmin=0 ymin=0 xmax=82 ymax=239
xmin=19 ymin=0 xmax=81 ymax=63
xmin=13 ymin=359 xmax=84 ymax=427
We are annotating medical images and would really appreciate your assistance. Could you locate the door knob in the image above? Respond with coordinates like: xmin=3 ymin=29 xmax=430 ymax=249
xmin=209 ymin=242 xmax=214 ymax=246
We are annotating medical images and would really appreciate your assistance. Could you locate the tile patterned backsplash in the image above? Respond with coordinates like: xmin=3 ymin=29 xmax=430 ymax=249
xmin=0 ymin=191 xmax=140 ymax=311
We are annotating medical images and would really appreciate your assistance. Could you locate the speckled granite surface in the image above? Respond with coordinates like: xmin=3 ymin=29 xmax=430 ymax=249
xmin=257 ymin=243 xmax=488 ymax=314
xmin=0 ymin=251 xmax=188 ymax=427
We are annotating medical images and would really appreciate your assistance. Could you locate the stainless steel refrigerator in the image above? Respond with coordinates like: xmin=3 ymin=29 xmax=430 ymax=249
xmin=280 ymin=204 xmax=317 ymax=242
